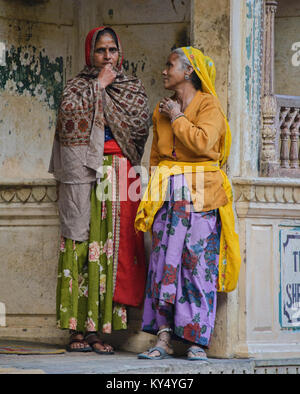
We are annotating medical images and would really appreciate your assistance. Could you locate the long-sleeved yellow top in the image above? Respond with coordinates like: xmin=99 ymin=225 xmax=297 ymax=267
xmin=150 ymin=90 xmax=228 ymax=211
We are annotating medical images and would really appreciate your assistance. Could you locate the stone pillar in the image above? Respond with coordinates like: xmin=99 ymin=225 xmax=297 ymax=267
xmin=231 ymin=0 xmax=300 ymax=359
xmin=191 ymin=0 xmax=235 ymax=358
xmin=191 ymin=0 xmax=230 ymax=111
xmin=260 ymin=0 xmax=279 ymax=176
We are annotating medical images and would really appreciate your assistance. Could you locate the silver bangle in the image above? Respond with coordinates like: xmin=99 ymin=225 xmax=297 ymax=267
xmin=157 ymin=327 xmax=173 ymax=336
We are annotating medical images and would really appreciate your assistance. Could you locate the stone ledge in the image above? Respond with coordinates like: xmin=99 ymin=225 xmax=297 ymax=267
xmin=0 ymin=367 xmax=45 ymax=374
xmin=0 ymin=180 xmax=57 ymax=204
xmin=0 ymin=350 xmax=300 ymax=374
xmin=232 ymin=177 xmax=300 ymax=204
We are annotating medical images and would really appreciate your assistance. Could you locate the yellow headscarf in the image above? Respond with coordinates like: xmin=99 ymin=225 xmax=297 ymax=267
xmin=182 ymin=47 xmax=231 ymax=168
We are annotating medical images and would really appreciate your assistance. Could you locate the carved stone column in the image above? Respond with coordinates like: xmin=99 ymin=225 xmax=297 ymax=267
xmin=260 ymin=0 xmax=279 ymax=176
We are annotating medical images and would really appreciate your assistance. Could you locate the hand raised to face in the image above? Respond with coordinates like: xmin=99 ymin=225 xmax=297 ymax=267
xmin=97 ymin=64 xmax=117 ymax=89
xmin=93 ymin=32 xmax=119 ymax=88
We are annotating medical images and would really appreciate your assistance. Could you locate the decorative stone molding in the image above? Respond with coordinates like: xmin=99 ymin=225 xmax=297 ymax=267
xmin=0 ymin=179 xmax=57 ymax=204
xmin=233 ymin=177 xmax=300 ymax=203
xmin=233 ymin=177 xmax=300 ymax=219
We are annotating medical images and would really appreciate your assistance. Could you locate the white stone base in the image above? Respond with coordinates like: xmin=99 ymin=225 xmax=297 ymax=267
xmin=247 ymin=342 xmax=300 ymax=360
xmin=233 ymin=178 xmax=300 ymax=360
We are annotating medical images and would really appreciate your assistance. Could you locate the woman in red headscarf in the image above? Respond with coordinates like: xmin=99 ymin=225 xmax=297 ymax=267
xmin=49 ymin=27 xmax=150 ymax=354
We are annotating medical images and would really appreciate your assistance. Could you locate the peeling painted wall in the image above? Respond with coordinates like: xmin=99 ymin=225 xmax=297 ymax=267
xmin=97 ymin=0 xmax=191 ymax=114
xmin=191 ymin=0 xmax=230 ymax=111
xmin=0 ymin=1 xmax=74 ymax=179
xmin=1 ymin=44 xmax=63 ymax=110
xmin=242 ymin=0 xmax=263 ymax=176
xmin=0 ymin=0 xmax=191 ymax=178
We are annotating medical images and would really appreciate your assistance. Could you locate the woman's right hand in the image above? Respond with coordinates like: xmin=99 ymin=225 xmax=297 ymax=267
xmin=98 ymin=64 xmax=117 ymax=89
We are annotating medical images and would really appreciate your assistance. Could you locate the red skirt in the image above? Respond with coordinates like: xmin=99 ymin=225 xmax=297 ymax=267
xmin=104 ymin=139 xmax=146 ymax=308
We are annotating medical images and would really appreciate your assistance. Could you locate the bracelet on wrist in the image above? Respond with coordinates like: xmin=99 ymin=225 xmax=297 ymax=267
xmin=171 ymin=112 xmax=184 ymax=123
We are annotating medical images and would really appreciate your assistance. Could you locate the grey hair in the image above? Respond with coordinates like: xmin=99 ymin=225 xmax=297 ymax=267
xmin=171 ymin=48 xmax=191 ymax=70
xmin=171 ymin=47 xmax=203 ymax=91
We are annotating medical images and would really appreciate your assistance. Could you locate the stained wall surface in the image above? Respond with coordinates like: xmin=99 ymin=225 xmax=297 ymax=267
xmin=0 ymin=0 xmax=75 ymax=180
xmin=0 ymin=0 xmax=194 ymax=350
xmin=0 ymin=0 xmax=76 ymax=345
xmin=2 ymin=0 xmax=279 ymax=359
xmin=275 ymin=0 xmax=300 ymax=96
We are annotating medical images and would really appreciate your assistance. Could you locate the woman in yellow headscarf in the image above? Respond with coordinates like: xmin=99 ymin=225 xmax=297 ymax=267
xmin=136 ymin=47 xmax=241 ymax=361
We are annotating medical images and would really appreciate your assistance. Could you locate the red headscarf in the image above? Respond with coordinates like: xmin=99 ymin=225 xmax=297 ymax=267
xmin=85 ymin=26 xmax=123 ymax=70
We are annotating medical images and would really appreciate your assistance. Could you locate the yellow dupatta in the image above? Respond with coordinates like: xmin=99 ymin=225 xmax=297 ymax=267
xmin=135 ymin=47 xmax=241 ymax=292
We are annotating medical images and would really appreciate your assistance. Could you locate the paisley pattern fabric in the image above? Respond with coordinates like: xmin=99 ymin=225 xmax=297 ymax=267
xmin=55 ymin=67 xmax=150 ymax=166
xmin=50 ymin=25 xmax=150 ymax=187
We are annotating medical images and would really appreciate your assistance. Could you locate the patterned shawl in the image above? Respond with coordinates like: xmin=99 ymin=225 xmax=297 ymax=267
xmin=55 ymin=26 xmax=150 ymax=168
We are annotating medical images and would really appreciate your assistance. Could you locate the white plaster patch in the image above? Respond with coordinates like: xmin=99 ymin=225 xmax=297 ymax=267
xmin=0 ymin=302 xmax=6 ymax=327
xmin=54 ymin=71 xmax=61 ymax=83
xmin=0 ymin=42 xmax=6 ymax=66
xmin=291 ymin=42 xmax=300 ymax=67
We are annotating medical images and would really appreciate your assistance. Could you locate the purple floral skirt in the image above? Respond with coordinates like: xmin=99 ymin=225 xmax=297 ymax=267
xmin=141 ymin=175 xmax=221 ymax=347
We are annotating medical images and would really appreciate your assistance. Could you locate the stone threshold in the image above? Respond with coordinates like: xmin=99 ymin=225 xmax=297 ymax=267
xmin=0 ymin=349 xmax=299 ymax=374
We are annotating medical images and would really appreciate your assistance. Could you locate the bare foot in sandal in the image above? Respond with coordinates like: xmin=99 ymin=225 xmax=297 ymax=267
xmin=187 ymin=345 xmax=208 ymax=361
xmin=85 ymin=332 xmax=114 ymax=354
xmin=67 ymin=331 xmax=92 ymax=352
xmin=138 ymin=327 xmax=174 ymax=359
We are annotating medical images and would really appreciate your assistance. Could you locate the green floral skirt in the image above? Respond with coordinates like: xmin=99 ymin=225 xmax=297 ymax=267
xmin=56 ymin=155 xmax=127 ymax=333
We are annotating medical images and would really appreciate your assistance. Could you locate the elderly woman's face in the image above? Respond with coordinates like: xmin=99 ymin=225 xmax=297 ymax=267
xmin=162 ymin=53 xmax=185 ymax=90
xmin=93 ymin=33 xmax=119 ymax=69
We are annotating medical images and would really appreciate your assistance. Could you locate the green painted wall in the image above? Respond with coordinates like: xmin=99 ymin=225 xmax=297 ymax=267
xmin=1 ymin=45 xmax=63 ymax=111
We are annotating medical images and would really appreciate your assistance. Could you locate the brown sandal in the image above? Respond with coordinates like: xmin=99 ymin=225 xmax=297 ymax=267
xmin=85 ymin=333 xmax=114 ymax=355
xmin=66 ymin=332 xmax=92 ymax=353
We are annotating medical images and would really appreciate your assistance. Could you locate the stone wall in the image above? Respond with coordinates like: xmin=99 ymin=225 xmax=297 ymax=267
xmin=0 ymin=0 xmax=75 ymax=345
xmin=5 ymin=0 xmax=299 ymax=360
xmin=0 ymin=0 xmax=75 ymax=180
xmin=0 ymin=0 xmax=194 ymax=352
xmin=231 ymin=0 xmax=300 ymax=359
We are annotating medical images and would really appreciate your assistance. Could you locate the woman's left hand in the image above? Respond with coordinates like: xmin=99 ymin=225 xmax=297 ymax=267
xmin=159 ymin=97 xmax=182 ymax=120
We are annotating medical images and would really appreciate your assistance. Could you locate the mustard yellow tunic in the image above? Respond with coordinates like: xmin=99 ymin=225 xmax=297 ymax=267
xmin=150 ymin=91 xmax=228 ymax=212
xmin=135 ymin=46 xmax=241 ymax=293
xmin=135 ymin=93 xmax=241 ymax=293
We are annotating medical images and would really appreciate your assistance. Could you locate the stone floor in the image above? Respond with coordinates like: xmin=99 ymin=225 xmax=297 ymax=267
xmin=0 ymin=348 xmax=300 ymax=374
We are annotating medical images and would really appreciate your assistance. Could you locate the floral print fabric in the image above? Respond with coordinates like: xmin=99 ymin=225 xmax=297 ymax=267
xmin=56 ymin=155 xmax=127 ymax=333
xmin=141 ymin=174 xmax=221 ymax=347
